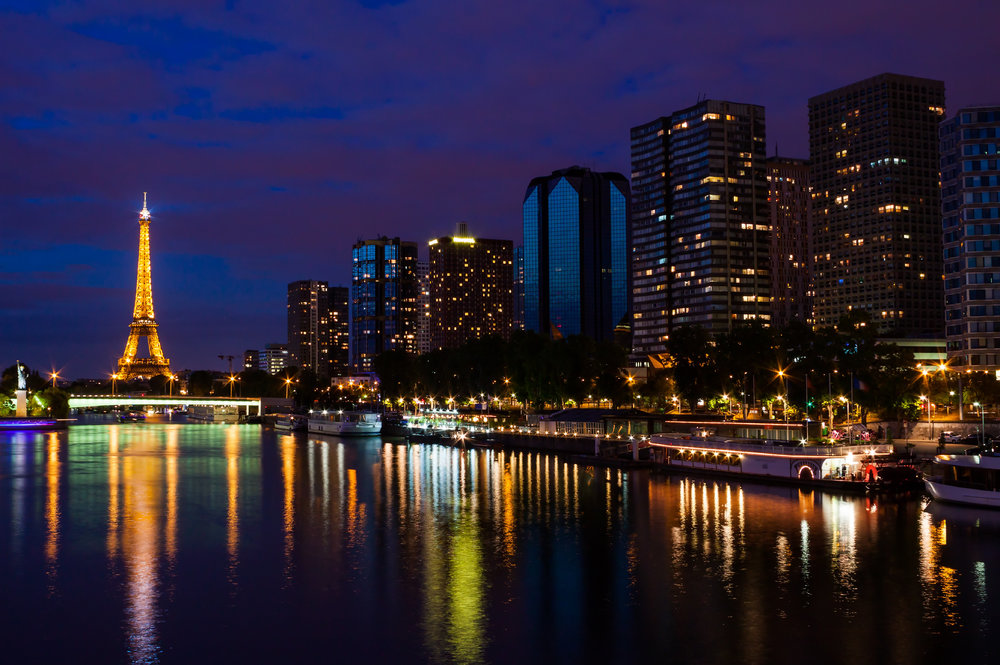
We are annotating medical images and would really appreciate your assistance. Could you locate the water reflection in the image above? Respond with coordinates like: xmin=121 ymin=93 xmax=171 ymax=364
xmin=118 ymin=427 xmax=165 ymax=664
xmin=45 ymin=432 xmax=62 ymax=594
xmin=3 ymin=426 xmax=1000 ymax=664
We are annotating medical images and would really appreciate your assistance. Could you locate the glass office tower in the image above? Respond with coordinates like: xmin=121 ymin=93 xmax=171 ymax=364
xmin=522 ymin=166 xmax=629 ymax=341
xmin=350 ymin=237 xmax=419 ymax=373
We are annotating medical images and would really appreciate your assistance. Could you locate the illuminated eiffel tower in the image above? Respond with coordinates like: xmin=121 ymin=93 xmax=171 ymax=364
xmin=117 ymin=193 xmax=171 ymax=380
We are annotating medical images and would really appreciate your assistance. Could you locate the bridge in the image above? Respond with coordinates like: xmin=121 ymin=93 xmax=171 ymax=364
xmin=69 ymin=395 xmax=262 ymax=414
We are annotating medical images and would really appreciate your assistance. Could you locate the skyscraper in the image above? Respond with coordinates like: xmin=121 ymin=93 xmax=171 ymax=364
xmin=629 ymin=116 xmax=671 ymax=360
xmin=513 ymin=245 xmax=525 ymax=331
xmin=351 ymin=237 xmax=419 ymax=373
xmin=416 ymin=260 xmax=431 ymax=354
xmin=287 ymin=280 xmax=331 ymax=378
xmin=428 ymin=223 xmax=513 ymax=350
xmin=768 ymin=157 xmax=813 ymax=327
xmin=809 ymin=73 xmax=945 ymax=334
xmin=629 ymin=101 xmax=770 ymax=353
xmin=329 ymin=286 xmax=349 ymax=376
xmin=522 ymin=166 xmax=629 ymax=341
xmin=941 ymin=106 xmax=1000 ymax=371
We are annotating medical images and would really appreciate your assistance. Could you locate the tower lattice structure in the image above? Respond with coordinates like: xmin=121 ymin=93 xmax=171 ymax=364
xmin=117 ymin=193 xmax=171 ymax=380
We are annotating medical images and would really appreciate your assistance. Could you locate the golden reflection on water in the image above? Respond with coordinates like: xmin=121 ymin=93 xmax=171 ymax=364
xmin=225 ymin=426 xmax=240 ymax=586
xmin=119 ymin=428 xmax=164 ymax=665
xmin=280 ymin=435 xmax=296 ymax=581
xmin=44 ymin=433 xmax=61 ymax=593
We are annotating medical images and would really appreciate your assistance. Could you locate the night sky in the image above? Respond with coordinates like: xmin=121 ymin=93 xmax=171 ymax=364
xmin=2 ymin=0 xmax=997 ymax=378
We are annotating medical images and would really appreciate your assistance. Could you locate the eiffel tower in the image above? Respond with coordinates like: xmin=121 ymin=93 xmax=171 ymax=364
xmin=117 ymin=193 xmax=171 ymax=380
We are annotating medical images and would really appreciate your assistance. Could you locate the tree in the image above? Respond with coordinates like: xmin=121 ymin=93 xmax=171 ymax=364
xmin=667 ymin=325 xmax=718 ymax=411
xmin=188 ymin=371 xmax=215 ymax=396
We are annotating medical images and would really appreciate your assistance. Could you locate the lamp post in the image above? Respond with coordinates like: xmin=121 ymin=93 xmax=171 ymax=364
xmin=920 ymin=394 xmax=932 ymax=439
xmin=839 ymin=395 xmax=851 ymax=444
xmin=49 ymin=370 xmax=59 ymax=389
xmin=284 ymin=378 xmax=293 ymax=399
xmin=111 ymin=373 xmax=119 ymax=397
xmin=168 ymin=374 xmax=176 ymax=396
xmin=228 ymin=374 xmax=237 ymax=398
xmin=974 ymin=401 xmax=985 ymax=447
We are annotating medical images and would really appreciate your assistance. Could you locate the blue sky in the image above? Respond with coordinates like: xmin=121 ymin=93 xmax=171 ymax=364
xmin=1 ymin=0 xmax=997 ymax=377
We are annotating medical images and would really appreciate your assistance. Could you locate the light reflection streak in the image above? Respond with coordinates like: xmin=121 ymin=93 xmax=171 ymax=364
xmin=225 ymin=426 xmax=240 ymax=587
xmin=280 ymin=436 xmax=296 ymax=582
xmin=121 ymin=432 xmax=163 ymax=664
xmin=108 ymin=426 xmax=121 ymax=560
xmin=165 ymin=427 xmax=178 ymax=571
xmin=824 ymin=495 xmax=858 ymax=611
xmin=44 ymin=433 xmax=60 ymax=593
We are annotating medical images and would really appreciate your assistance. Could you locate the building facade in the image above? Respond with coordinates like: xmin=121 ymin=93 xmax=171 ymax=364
xmin=941 ymin=107 xmax=1000 ymax=371
xmin=416 ymin=260 xmax=431 ymax=354
xmin=767 ymin=157 xmax=813 ymax=327
xmin=629 ymin=101 xmax=771 ymax=359
xmin=809 ymin=73 xmax=945 ymax=334
xmin=262 ymin=342 xmax=290 ymax=375
xmin=667 ymin=100 xmax=771 ymax=333
xmin=513 ymin=245 xmax=525 ymax=332
xmin=629 ymin=116 xmax=671 ymax=360
xmin=350 ymin=237 xmax=419 ymax=373
xmin=287 ymin=280 xmax=332 ymax=378
xmin=329 ymin=286 xmax=349 ymax=375
xmin=428 ymin=223 xmax=513 ymax=349
xmin=522 ymin=166 xmax=630 ymax=341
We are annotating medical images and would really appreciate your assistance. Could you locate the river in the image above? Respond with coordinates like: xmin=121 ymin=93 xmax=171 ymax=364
xmin=1 ymin=423 xmax=997 ymax=664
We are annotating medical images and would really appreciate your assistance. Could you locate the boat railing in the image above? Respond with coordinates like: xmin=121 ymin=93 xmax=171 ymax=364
xmin=650 ymin=435 xmax=891 ymax=458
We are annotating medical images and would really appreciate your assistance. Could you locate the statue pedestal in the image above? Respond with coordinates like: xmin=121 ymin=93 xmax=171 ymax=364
xmin=15 ymin=390 xmax=27 ymax=417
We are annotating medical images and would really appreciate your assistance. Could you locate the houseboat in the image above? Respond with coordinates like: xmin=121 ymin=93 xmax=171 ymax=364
xmin=307 ymin=410 xmax=382 ymax=436
xmin=647 ymin=433 xmax=900 ymax=491
xmin=924 ymin=454 xmax=1000 ymax=508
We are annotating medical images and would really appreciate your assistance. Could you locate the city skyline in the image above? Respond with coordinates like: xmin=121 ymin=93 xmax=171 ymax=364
xmin=2 ymin=1 xmax=999 ymax=376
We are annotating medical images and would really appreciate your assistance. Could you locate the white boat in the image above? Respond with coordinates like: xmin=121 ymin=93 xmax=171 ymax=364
xmin=924 ymin=454 xmax=1000 ymax=508
xmin=307 ymin=410 xmax=382 ymax=436
xmin=273 ymin=414 xmax=306 ymax=432
xmin=647 ymin=433 xmax=897 ymax=487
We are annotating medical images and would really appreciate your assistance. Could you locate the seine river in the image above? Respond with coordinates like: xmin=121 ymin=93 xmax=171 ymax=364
xmin=1 ymin=423 xmax=997 ymax=664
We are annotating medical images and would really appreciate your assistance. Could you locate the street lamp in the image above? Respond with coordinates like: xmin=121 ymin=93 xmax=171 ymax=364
xmin=48 ymin=370 xmax=59 ymax=389
xmin=284 ymin=377 xmax=294 ymax=399
xmin=111 ymin=373 xmax=119 ymax=396
xmin=168 ymin=374 xmax=176 ymax=396
xmin=775 ymin=395 xmax=788 ymax=440
xmin=974 ymin=401 xmax=985 ymax=447
xmin=920 ymin=394 xmax=932 ymax=439
xmin=228 ymin=374 xmax=238 ymax=397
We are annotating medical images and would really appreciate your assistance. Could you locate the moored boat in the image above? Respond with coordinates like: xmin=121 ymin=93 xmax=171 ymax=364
xmin=647 ymin=433 xmax=907 ymax=490
xmin=273 ymin=414 xmax=307 ymax=432
xmin=308 ymin=410 xmax=382 ymax=436
xmin=924 ymin=453 xmax=1000 ymax=508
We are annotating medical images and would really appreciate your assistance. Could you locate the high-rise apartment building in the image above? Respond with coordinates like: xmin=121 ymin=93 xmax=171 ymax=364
xmin=669 ymin=101 xmax=770 ymax=333
xmin=351 ymin=237 xmax=419 ymax=373
xmin=428 ymin=223 xmax=513 ymax=350
xmin=513 ymin=245 xmax=525 ymax=331
xmin=416 ymin=260 xmax=431 ymax=354
xmin=629 ymin=100 xmax=770 ymax=354
xmin=262 ymin=342 xmax=290 ymax=375
xmin=768 ymin=157 xmax=813 ymax=327
xmin=941 ymin=107 xmax=1000 ymax=371
xmin=243 ymin=349 xmax=260 ymax=372
xmin=329 ymin=286 xmax=349 ymax=375
xmin=629 ymin=116 xmax=671 ymax=359
xmin=809 ymin=73 xmax=945 ymax=334
xmin=287 ymin=280 xmax=332 ymax=378
xmin=522 ymin=166 xmax=630 ymax=341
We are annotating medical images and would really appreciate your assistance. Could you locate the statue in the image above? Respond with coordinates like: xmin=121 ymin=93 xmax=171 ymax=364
xmin=16 ymin=361 xmax=27 ymax=391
